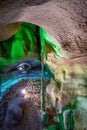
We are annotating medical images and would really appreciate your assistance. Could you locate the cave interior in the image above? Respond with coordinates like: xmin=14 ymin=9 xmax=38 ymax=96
xmin=0 ymin=0 xmax=87 ymax=130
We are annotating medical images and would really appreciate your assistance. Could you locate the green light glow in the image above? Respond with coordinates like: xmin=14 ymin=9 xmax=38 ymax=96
xmin=40 ymin=27 xmax=64 ymax=60
xmin=0 ymin=22 xmax=64 ymax=68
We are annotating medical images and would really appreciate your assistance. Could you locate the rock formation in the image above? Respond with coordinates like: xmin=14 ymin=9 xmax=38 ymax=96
xmin=1 ymin=97 xmax=42 ymax=130
xmin=0 ymin=0 xmax=87 ymax=63
xmin=0 ymin=0 xmax=87 ymax=130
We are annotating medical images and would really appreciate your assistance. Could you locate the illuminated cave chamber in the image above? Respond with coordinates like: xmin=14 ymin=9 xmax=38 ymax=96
xmin=1 ymin=21 xmax=77 ymax=130
xmin=0 ymin=22 xmax=87 ymax=130
xmin=0 ymin=22 xmax=62 ymax=67
xmin=0 ymin=21 xmax=62 ymax=111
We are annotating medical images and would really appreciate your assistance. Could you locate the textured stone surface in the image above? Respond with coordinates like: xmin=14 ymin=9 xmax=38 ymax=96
xmin=0 ymin=1 xmax=87 ymax=129
xmin=0 ymin=0 xmax=87 ymax=61
xmin=0 ymin=79 xmax=49 ymax=111
xmin=0 ymin=79 xmax=50 ymax=130
xmin=73 ymin=97 xmax=87 ymax=130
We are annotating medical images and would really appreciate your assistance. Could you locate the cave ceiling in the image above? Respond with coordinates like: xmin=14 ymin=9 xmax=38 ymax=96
xmin=0 ymin=0 xmax=87 ymax=63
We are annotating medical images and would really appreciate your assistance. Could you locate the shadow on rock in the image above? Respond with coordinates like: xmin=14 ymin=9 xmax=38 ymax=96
xmin=0 ymin=97 xmax=42 ymax=130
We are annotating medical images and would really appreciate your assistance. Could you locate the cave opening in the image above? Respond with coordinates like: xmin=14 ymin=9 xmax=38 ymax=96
xmin=0 ymin=21 xmax=83 ymax=130
xmin=0 ymin=21 xmax=64 ymax=130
